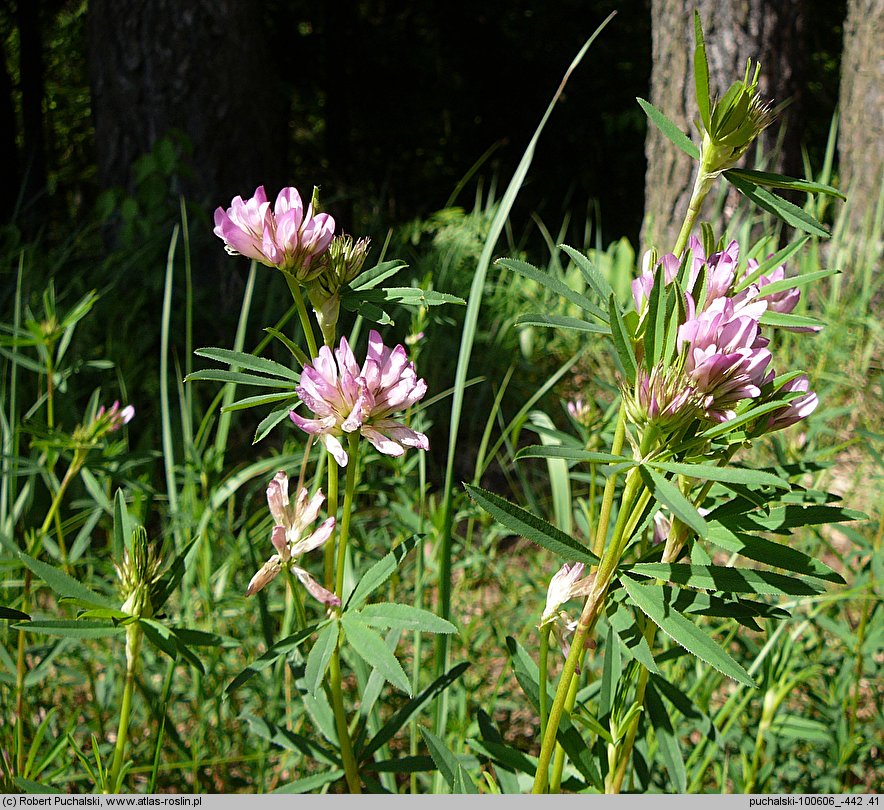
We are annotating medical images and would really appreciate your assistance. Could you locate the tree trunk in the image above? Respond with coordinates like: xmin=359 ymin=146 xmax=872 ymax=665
xmin=87 ymin=0 xmax=287 ymax=209
xmin=0 ymin=34 xmax=19 ymax=224
xmin=837 ymin=0 xmax=884 ymax=241
xmin=17 ymin=0 xmax=47 ymax=223
xmin=641 ymin=0 xmax=808 ymax=253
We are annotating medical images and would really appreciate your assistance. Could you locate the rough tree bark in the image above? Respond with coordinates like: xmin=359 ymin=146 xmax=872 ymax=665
xmin=87 ymin=0 xmax=287 ymax=209
xmin=641 ymin=0 xmax=808 ymax=252
xmin=837 ymin=0 xmax=884 ymax=240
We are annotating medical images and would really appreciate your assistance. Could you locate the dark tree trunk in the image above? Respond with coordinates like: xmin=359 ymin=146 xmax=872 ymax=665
xmin=0 ymin=34 xmax=19 ymax=223
xmin=17 ymin=0 xmax=47 ymax=221
xmin=837 ymin=0 xmax=884 ymax=241
xmin=641 ymin=0 xmax=808 ymax=253
xmin=87 ymin=0 xmax=288 ymax=209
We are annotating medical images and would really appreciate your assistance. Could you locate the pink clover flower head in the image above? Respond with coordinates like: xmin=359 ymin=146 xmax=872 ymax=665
xmin=214 ymin=185 xmax=335 ymax=279
xmin=290 ymin=330 xmax=429 ymax=466
xmin=678 ymin=297 xmax=773 ymax=422
xmin=765 ymin=375 xmax=819 ymax=432
xmin=566 ymin=397 xmax=595 ymax=427
xmin=627 ymin=365 xmax=697 ymax=429
xmin=246 ymin=471 xmax=339 ymax=605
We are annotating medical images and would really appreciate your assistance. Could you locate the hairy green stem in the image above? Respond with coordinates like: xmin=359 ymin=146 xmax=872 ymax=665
xmin=285 ymin=275 xmax=319 ymax=359
xmin=549 ymin=674 xmax=579 ymax=793
xmin=335 ymin=433 xmax=360 ymax=599
xmin=328 ymin=647 xmax=361 ymax=792
xmin=324 ymin=455 xmax=339 ymax=590
xmin=673 ymin=168 xmax=715 ymax=256
xmin=108 ymin=623 xmax=142 ymax=792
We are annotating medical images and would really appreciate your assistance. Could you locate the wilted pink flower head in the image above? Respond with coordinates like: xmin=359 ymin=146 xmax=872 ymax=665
xmin=540 ymin=562 xmax=593 ymax=627
xmin=765 ymin=375 xmax=819 ymax=432
xmin=214 ymin=185 xmax=335 ymax=280
xmin=246 ymin=471 xmax=339 ymax=605
xmin=290 ymin=330 xmax=429 ymax=466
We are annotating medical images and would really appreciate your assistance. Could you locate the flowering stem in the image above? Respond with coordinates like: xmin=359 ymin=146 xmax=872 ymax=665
xmin=538 ymin=625 xmax=551 ymax=744
xmin=673 ymin=165 xmax=716 ymax=256
xmin=15 ymin=452 xmax=84 ymax=773
xmin=324 ymin=454 xmax=339 ymax=590
xmin=335 ymin=433 xmax=360 ymax=599
xmin=108 ymin=622 xmax=142 ymax=793
xmin=549 ymin=673 xmax=579 ymax=793
xmin=592 ymin=404 xmax=628 ymax=557
xmin=328 ymin=647 xmax=361 ymax=793
xmin=532 ymin=465 xmax=645 ymax=793
xmin=284 ymin=275 xmax=319 ymax=359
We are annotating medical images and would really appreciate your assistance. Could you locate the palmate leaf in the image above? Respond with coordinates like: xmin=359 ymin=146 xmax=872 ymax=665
xmin=345 ymin=535 xmax=420 ymax=609
xmin=496 ymin=257 xmax=608 ymax=321
xmin=358 ymin=662 xmax=469 ymax=761
xmin=608 ymin=293 xmax=638 ymax=384
xmin=707 ymin=524 xmax=844 ymax=583
xmin=649 ymin=461 xmax=789 ymax=490
xmin=514 ymin=313 xmax=610 ymax=334
xmin=465 ymin=484 xmax=599 ymax=566
xmin=621 ymin=578 xmax=755 ymax=687
xmin=192 ymin=347 xmax=301 ymax=382
xmin=646 ymin=678 xmax=687 ymax=792
xmin=420 ymin=728 xmax=478 ymax=794
xmin=226 ymin=625 xmax=320 ymax=694
xmin=560 ymin=244 xmax=614 ymax=302
xmin=355 ymin=602 xmax=456 ymax=634
xmin=17 ymin=552 xmax=114 ymax=609
xmin=628 ymin=563 xmax=825 ymax=597
xmin=726 ymin=174 xmax=830 ymax=237
xmin=640 ymin=466 xmax=708 ymax=538
xmin=726 ymin=168 xmax=845 ymax=200
xmin=341 ymin=613 xmax=411 ymax=695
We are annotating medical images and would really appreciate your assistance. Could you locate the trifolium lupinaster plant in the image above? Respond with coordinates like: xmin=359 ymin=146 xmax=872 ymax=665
xmin=205 ymin=171 xmax=464 ymax=793
xmin=466 ymin=11 xmax=852 ymax=795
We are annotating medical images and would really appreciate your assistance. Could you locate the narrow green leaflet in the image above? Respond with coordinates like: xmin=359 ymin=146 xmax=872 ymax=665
xmin=693 ymin=11 xmax=711 ymax=131
xmin=736 ymin=238 xmax=809 ymax=291
xmin=221 ymin=391 xmax=297 ymax=413
xmin=348 ymin=259 xmax=407 ymax=291
xmin=465 ymin=485 xmax=599 ymax=566
xmin=636 ymin=98 xmax=700 ymax=160
xmin=1 ymin=606 xmax=30 ymax=621
xmin=515 ymin=445 xmax=634 ymax=465
xmin=726 ymin=174 xmax=830 ymax=238
xmin=304 ymin=620 xmax=339 ymax=697
xmin=253 ymin=400 xmax=296 ymax=444
xmin=756 ymin=268 xmax=839 ymax=297
xmin=628 ymin=563 xmax=825 ymax=596
xmin=184 ymin=369 xmax=296 ymax=389
xmin=640 ymin=467 xmax=708 ymax=538
xmin=707 ymin=524 xmax=844 ymax=583
xmin=356 ymin=603 xmax=456 ymax=634
xmin=725 ymin=168 xmax=845 ymax=200
xmin=17 ymin=552 xmax=114 ymax=609
xmin=699 ymin=400 xmax=790 ymax=440
xmin=560 ymin=244 xmax=614 ymax=301
xmin=643 ymin=266 xmax=668 ymax=371
xmin=645 ymin=679 xmax=687 ymax=792
xmin=514 ymin=313 xmax=610 ymax=334
xmin=225 ymin=625 xmax=319 ymax=694
xmin=759 ymin=311 xmax=825 ymax=330
xmin=607 ymin=600 xmax=659 ymax=673
xmin=112 ymin=488 xmax=132 ymax=559
xmin=341 ymin=613 xmax=411 ymax=695
xmin=608 ymin=293 xmax=637 ymax=384
xmin=14 ymin=620 xmax=123 ymax=639
xmin=496 ymin=257 xmax=608 ymax=321
xmin=345 ymin=535 xmax=419 ymax=609
xmin=241 ymin=713 xmax=338 ymax=766
xmin=358 ymin=662 xmax=469 ymax=761
xmin=272 ymin=770 xmax=346 ymax=794
xmin=621 ymin=578 xmax=755 ymax=687
xmin=420 ymin=728 xmax=478 ymax=794
xmin=193 ymin=347 xmax=301 ymax=381
xmin=650 ymin=461 xmax=788 ymax=490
